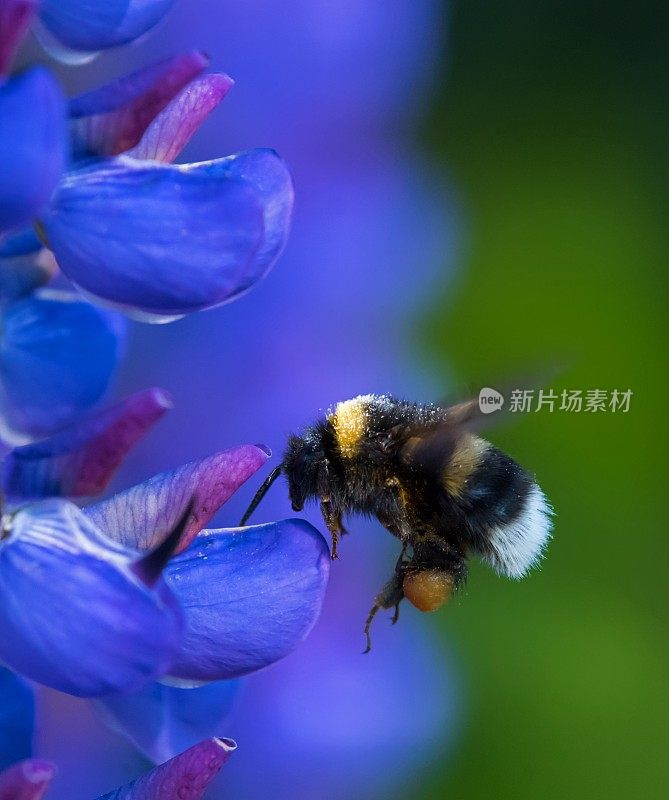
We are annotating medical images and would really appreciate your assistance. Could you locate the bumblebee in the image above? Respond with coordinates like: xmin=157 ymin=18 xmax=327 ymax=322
xmin=240 ymin=393 xmax=552 ymax=650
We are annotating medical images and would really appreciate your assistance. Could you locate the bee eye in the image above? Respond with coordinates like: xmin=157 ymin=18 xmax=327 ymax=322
xmin=402 ymin=570 xmax=455 ymax=613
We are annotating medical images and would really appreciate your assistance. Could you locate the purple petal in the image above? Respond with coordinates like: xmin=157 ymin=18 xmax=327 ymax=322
xmin=0 ymin=0 xmax=36 ymax=76
xmin=0 ymin=68 xmax=66 ymax=236
xmin=0 ymin=290 xmax=125 ymax=444
xmin=85 ymin=445 xmax=270 ymax=552
xmin=2 ymin=388 xmax=172 ymax=500
xmin=39 ymin=0 xmax=175 ymax=53
xmin=0 ymin=667 xmax=34 ymax=770
xmin=166 ymin=520 xmax=330 ymax=682
xmin=95 ymin=737 xmax=235 ymax=800
xmin=95 ymin=679 xmax=239 ymax=763
xmin=0 ymin=760 xmax=56 ymax=800
xmin=127 ymin=73 xmax=234 ymax=164
xmin=0 ymin=500 xmax=181 ymax=697
xmin=70 ymin=51 xmax=209 ymax=157
xmin=41 ymin=157 xmax=273 ymax=320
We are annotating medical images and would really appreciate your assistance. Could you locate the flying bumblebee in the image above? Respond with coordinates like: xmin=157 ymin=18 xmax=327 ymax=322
xmin=240 ymin=392 xmax=552 ymax=651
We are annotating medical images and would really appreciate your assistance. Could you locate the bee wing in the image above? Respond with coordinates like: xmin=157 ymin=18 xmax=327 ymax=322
xmin=400 ymin=365 xmax=564 ymax=478
xmin=397 ymin=392 xmax=509 ymax=478
xmin=440 ymin=397 xmax=487 ymax=427
xmin=438 ymin=364 xmax=567 ymax=424
xmin=397 ymin=401 xmax=481 ymax=477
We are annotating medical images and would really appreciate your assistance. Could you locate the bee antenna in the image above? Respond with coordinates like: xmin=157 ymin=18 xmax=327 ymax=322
xmin=239 ymin=466 xmax=283 ymax=526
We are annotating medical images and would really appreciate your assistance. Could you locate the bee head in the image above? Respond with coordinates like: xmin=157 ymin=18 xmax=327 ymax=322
xmin=283 ymin=431 xmax=326 ymax=512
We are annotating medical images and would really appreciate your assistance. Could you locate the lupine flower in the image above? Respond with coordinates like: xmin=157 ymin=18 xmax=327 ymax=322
xmin=36 ymin=52 xmax=294 ymax=321
xmin=0 ymin=1 xmax=66 ymax=236
xmin=0 ymin=392 xmax=330 ymax=700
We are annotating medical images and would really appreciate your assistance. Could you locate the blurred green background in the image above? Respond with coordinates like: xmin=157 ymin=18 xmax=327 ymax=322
xmin=419 ymin=1 xmax=669 ymax=797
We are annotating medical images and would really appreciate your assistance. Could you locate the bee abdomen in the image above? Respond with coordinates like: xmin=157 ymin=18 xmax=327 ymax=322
xmin=481 ymin=482 xmax=552 ymax=578
xmin=445 ymin=443 xmax=553 ymax=579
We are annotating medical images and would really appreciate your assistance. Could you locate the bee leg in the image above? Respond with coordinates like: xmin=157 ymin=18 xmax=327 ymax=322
xmin=330 ymin=528 xmax=340 ymax=560
xmin=391 ymin=603 xmax=401 ymax=625
xmin=363 ymin=603 xmax=382 ymax=654
xmin=419 ymin=531 xmax=450 ymax=555
xmin=363 ymin=571 xmax=405 ymax=653
xmin=317 ymin=461 xmax=344 ymax=556
xmin=395 ymin=540 xmax=412 ymax=569
xmin=320 ymin=500 xmax=343 ymax=560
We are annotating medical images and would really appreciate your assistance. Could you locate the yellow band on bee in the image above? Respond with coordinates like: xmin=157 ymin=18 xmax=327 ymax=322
xmin=329 ymin=395 xmax=373 ymax=458
xmin=442 ymin=435 xmax=490 ymax=498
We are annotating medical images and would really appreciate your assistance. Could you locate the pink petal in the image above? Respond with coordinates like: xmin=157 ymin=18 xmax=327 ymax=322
xmin=96 ymin=738 xmax=235 ymax=800
xmin=69 ymin=51 xmax=209 ymax=157
xmin=0 ymin=759 xmax=56 ymax=800
xmin=0 ymin=0 xmax=36 ymax=76
xmin=2 ymin=388 xmax=172 ymax=499
xmin=85 ymin=445 xmax=270 ymax=552
xmin=127 ymin=73 xmax=234 ymax=163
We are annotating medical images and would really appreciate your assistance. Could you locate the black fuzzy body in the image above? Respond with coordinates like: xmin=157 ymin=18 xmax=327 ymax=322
xmin=282 ymin=394 xmax=536 ymax=591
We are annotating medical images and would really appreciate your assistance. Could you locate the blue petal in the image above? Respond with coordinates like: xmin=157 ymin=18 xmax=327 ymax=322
xmin=0 ymin=68 xmax=66 ymax=236
xmin=2 ymin=388 xmax=172 ymax=500
xmin=42 ymin=156 xmax=281 ymax=320
xmin=165 ymin=520 xmax=330 ymax=682
xmin=209 ymin=149 xmax=294 ymax=298
xmin=0 ymin=499 xmax=182 ymax=697
xmin=94 ymin=679 xmax=239 ymax=763
xmin=0 ymin=290 xmax=125 ymax=443
xmin=0 ymin=667 xmax=34 ymax=770
xmin=39 ymin=0 xmax=175 ymax=52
